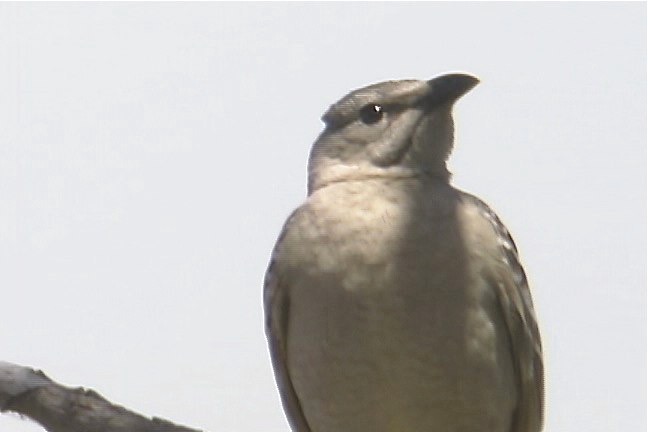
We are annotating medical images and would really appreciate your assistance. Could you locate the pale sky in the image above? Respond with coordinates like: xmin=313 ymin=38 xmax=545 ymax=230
xmin=0 ymin=3 xmax=645 ymax=432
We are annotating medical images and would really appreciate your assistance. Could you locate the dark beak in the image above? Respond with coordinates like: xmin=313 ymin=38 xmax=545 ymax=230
xmin=422 ymin=73 xmax=480 ymax=109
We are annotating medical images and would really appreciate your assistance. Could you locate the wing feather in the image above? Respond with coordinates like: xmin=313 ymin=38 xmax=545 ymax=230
xmin=464 ymin=194 xmax=544 ymax=432
xmin=264 ymin=209 xmax=312 ymax=432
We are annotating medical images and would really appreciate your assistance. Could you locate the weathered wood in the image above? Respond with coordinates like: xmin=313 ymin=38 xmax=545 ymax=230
xmin=0 ymin=361 xmax=202 ymax=432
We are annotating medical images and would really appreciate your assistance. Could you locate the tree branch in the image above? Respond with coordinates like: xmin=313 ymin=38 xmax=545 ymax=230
xmin=0 ymin=361 xmax=203 ymax=432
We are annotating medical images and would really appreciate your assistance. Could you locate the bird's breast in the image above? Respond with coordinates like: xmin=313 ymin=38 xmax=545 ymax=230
xmin=282 ymin=179 xmax=516 ymax=432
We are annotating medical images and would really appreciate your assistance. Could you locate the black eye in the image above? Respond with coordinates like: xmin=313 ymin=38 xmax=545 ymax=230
xmin=359 ymin=104 xmax=384 ymax=124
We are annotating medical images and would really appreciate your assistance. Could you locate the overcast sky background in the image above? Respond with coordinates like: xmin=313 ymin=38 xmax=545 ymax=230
xmin=0 ymin=3 xmax=645 ymax=432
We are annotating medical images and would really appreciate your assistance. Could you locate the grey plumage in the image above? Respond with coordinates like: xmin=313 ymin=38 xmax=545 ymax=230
xmin=264 ymin=73 xmax=543 ymax=432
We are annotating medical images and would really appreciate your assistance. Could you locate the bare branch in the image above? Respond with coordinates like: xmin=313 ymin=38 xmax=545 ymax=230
xmin=0 ymin=361 xmax=203 ymax=432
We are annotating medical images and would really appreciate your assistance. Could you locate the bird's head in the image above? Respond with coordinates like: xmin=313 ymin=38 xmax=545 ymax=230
xmin=307 ymin=73 xmax=479 ymax=194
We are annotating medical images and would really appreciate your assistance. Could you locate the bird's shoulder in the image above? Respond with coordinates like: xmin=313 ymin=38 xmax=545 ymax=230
xmin=263 ymin=204 xmax=316 ymax=322
xmin=457 ymin=191 xmax=522 ymax=257
xmin=456 ymin=191 xmax=534 ymax=305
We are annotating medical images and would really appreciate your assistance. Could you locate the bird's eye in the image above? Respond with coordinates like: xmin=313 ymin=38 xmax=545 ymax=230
xmin=359 ymin=104 xmax=384 ymax=125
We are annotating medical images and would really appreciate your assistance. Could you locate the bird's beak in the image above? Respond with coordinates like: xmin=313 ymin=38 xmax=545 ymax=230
xmin=422 ymin=73 xmax=480 ymax=109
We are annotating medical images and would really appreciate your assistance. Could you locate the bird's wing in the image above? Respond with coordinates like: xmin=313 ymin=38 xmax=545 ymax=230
xmin=264 ymin=209 xmax=312 ymax=432
xmin=464 ymin=194 xmax=544 ymax=432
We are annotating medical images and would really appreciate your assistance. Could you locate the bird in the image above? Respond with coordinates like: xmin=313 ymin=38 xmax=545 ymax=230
xmin=264 ymin=73 xmax=543 ymax=432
